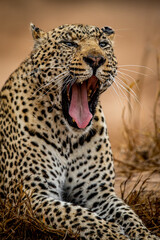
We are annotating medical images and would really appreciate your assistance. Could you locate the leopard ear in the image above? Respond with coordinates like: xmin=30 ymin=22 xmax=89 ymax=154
xmin=30 ymin=23 xmax=46 ymax=41
xmin=101 ymin=26 xmax=115 ymax=41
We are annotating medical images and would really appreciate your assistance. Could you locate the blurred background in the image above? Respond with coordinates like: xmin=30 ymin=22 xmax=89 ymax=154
xmin=0 ymin=0 xmax=160 ymax=150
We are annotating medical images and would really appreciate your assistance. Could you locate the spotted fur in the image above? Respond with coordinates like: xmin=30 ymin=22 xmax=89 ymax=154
xmin=0 ymin=24 xmax=159 ymax=240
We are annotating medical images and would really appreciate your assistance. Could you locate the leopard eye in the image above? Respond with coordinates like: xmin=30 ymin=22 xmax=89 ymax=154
xmin=99 ymin=41 xmax=108 ymax=48
xmin=61 ymin=41 xmax=78 ymax=48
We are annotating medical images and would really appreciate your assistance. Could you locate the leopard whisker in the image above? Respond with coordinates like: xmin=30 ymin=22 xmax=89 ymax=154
xmin=108 ymin=80 xmax=124 ymax=106
xmin=32 ymin=80 xmax=55 ymax=96
xmin=49 ymin=73 xmax=71 ymax=92
xmin=113 ymin=80 xmax=134 ymax=109
xmin=60 ymin=76 xmax=72 ymax=92
xmin=117 ymin=70 xmax=139 ymax=89
xmin=118 ymin=68 xmax=149 ymax=76
xmin=118 ymin=64 xmax=154 ymax=73
xmin=54 ymin=71 xmax=70 ymax=80
xmin=116 ymin=76 xmax=139 ymax=102
xmin=33 ymin=71 xmax=70 ymax=98
xmin=117 ymin=70 xmax=138 ymax=82
xmin=110 ymin=75 xmax=135 ymax=107
xmin=115 ymin=77 xmax=140 ymax=104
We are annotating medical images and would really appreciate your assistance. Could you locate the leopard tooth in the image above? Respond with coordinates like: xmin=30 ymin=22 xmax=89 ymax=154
xmin=67 ymin=92 xmax=70 ymax=100
xmin=67 ymin=87 xmax=70 ymax=100
xmin=88 ymin=89 xmax=92 ymax=97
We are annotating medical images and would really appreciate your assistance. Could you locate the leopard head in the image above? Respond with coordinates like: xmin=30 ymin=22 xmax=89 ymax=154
xmin=30 ymin=24 xmax=117 ymax=129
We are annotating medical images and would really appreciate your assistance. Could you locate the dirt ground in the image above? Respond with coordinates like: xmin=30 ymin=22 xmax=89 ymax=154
xmin=0 ymin=0 xmax=160 ymax=195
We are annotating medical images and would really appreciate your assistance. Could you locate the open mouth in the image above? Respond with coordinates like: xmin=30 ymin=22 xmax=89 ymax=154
xmin=62 ymin=76 xmax=100 ymax=129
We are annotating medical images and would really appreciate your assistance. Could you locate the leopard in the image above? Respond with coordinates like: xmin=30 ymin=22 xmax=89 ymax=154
xmin=0 ymin=23 xmax=159 ymax=240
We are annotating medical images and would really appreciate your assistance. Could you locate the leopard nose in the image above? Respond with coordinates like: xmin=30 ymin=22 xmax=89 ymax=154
xmin=83 ymin=55 xmax=106 ymax=70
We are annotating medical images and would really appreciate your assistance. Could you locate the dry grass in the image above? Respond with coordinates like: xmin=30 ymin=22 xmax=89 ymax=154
xmin=115 ymin=47 xmax=160 ymax=237
xmin=115 ymin=50 xmax=160 ymax=174
xmin=0 ymin=193 xmax=78 ymax=240
xmin=120 ymin=175 xmax=160 ymax=237
xmin=0 ymin=177 xmax=160 ymax=239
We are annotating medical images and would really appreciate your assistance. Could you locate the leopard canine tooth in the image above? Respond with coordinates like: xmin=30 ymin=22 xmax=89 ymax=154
xmin=67 ymin=91 xmax=70 ymax=100
xmin=88 ymin=89 xmax=92 ymax=96
xmin=67 ymin=85 xmax=70 ymax=100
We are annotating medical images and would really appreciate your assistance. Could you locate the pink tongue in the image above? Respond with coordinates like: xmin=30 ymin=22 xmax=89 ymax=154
xmin=69 ymin=82 xmax=92 ymax=129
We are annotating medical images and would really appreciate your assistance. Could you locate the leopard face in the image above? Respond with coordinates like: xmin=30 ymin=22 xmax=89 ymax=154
xmin=30 ymin=24 xmax=117 ymax=129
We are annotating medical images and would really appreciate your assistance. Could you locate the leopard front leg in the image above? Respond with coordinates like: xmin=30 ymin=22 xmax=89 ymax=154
xmin=91 ymin=194 xmax=159 ymax=240
xmin=67 ymin=154 xmax=159 ymax=240
xmin=66 ymin=120 xmax=159 ymax=240
xmin=2 ymin=156 xmax=129 ymax=240
xmin=30 ymin=194 xmax=129 ymax=240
